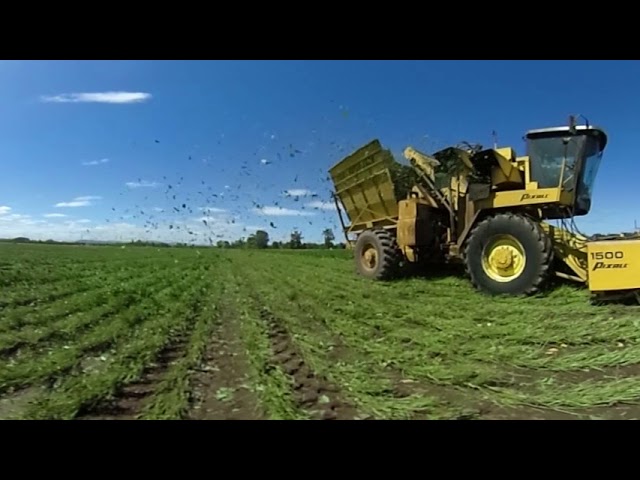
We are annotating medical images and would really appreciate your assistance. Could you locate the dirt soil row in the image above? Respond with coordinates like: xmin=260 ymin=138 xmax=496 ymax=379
xmin=188 ymin=306 xmax=263 ymax=420
xmin=77 ymin=333 xmax=192 ymax=420
xmin=257 ymin=306 xmax=361 ymax=420
xmin=6 ymin=306 xmax=640 ymax=420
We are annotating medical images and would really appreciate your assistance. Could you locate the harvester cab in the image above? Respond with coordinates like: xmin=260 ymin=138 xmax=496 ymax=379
xmin=523 ymin=122 xmax=607 ymax=217
xmin=329 ymin=116 xmax=640 ymax=302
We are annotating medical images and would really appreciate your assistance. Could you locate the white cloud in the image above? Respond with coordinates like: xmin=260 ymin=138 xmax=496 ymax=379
xmin=199 ymin=207 xmax=227 ymax=213
xmin=82 ymin=158 xmax=110 ymax=166
xmin=284 ymin=189 xmax=314 ymax=197
xmin=0 ymin=213 xmax=32 ymax=228
xmin=0 ymin=206 xmax=11 ymax=215
xmin=43 ymin=213 xmax=67 ymax=218
xmin=55 ymin=195 xmax=101 ymax=208
xmin=40 ymin=92 xmax=152 ymax=104
xmin=153 ymin=207 xmax=164 ymax=212
xmin=126 ymin=181 xmax=161 ymax=189
xmin=252 ymin=206 xmax=315 ymax=217
xmin=55 ymin=201 xmax=90 ymax=208
xmin=0 ymin=207 xmax=248 ymax=244
xmin=0 ymin=213 xmax=31 ymax=223
xmin=75 ymin=196 xmax=102 ymax=201
xmin=306 ymin=200 xmax=337 ymax=211
xmin=0 ymin=217 xmax=234 ymax=244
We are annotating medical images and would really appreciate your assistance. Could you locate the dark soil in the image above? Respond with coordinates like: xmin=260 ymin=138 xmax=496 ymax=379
xmin=76 ymin=334 xmax=190 ymax=420
xmin=259 ymin=306 xmax=361 ymax=420
xmin=0 ymin=386 xmax=45 ymax=420
xmin=188 ymin=305 xmax=263 ymax=420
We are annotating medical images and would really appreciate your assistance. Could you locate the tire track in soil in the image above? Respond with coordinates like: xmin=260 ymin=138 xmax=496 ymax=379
xmin=391 ymin=362 xmax=640 ymax=420
xmin=188 ymin=305 xmax=263 ymax=420
xmin=0 ymin=386 xmax=45 ymax=420
xmin=386 ymin=374 xmax=489 ymax=420
xmin=475 ymin=363 xmax=640 ymax=420
xmin=384 ymin=366 xmax=574 ymax=420
xmin=272 ymin=308 xmax=594 ymax=420
xmin=288 ymin=306 xmax=490 ymax=419
xmin=387 ymin=376 xmax=587 ymax=420
xmin=76 ymin=334 xmax=190 ymax=420
xmin=263 ymin=294 xmax=488 ymax=419
xmin=258 ymin=306 xmax=360 ymax=420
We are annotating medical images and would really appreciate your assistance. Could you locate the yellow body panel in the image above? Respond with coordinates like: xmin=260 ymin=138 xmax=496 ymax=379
xmin=396 ymin=198 xmax=432 ymax=250
xmin=475 ymin=187 xmax=562 ymax=210
xmin=587 ymin=239 xmax=640 ymax=292
xmin=491 ymin=164 xmax=522 ymax=187
xmin=494 ymin=147 xmax=516 ymax=162
xmin=491 ymin=148 xmax=523 ymax=188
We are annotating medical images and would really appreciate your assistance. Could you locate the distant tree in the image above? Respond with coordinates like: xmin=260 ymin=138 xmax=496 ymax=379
xmin=271 ymin=241 xmax=281 ymax=249
xmin=290 ymin=230 xmax=303 ymax=249
xmin=246 ymin=233 xmax=257 ymax=248
xmin=231 ymin=238 xmax=246 ymax=248
xmin=322 ymin=228 xmax=335 ymax=249
xmin=254 ymin=230 xmax=269 ymax=249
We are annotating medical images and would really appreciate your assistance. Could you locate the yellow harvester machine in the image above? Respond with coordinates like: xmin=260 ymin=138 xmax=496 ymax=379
xmin=328 ymin=117 xmax=640 ymax=301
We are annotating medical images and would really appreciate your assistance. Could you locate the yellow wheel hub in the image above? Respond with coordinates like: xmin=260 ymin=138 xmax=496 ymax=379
xmin=361 ymin=244 xmax=378 ymax=270
xmin=481 ymin=234 xmax=526 ymax=282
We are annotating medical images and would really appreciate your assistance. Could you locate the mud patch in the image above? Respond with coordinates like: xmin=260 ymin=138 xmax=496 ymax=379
xmin=259 ymin=307 xmax=360 ymax=420
xmin=473 ymin=363 xmax=640 ymax=420
xmin=549 ymin=362 xmax=640 ymax=384
xmin=0 ymin=386 xmax=45 ymax=420
xmin=475 ymin=397 xmax=640 ymax=420
xmin=385 ymin=372 xmax=489 ymax=419
xmin=189 ymin=306 xmax=263 ymax=420
xmin=77 ymin=336 xmax=189 ymax=420
xmin=497 ymin=362 xmax=640 ymax=394
xmin=478 ymin=405 xmax=582 ymax=420
xmin=0 ymin=342 xmax=25 ymax=358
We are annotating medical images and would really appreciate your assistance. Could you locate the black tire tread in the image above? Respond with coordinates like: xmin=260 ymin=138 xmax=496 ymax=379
xmin=463 ymin=213 xmax=554 ymax=295
xmin=355 ymin=228 xmax=401 ymax=280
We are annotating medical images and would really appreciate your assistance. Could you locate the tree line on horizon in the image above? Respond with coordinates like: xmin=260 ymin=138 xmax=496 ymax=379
xmin=0 ymin=228 xmax=347 ymax=250
xmin=216 ymin=228 xmax=346 ymax=250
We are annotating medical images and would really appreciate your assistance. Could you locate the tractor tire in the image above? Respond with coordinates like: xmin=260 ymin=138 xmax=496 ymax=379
xmin=353 ymin=229 xmax=400 ymax=280
xmin=464 ymin=213 xmax=553 ymax=296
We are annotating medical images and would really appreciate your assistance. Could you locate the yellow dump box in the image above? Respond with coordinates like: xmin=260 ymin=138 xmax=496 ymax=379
xmin=329 ymin=140 xmax=406 ymax=236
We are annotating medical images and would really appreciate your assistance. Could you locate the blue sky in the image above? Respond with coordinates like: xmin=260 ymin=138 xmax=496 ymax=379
xmin=0 ymin=60 xmax=638 ymax=244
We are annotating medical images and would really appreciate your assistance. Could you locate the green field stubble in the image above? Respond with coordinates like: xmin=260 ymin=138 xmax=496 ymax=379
xmin=1 ymin=243 xmax=640 ymax=420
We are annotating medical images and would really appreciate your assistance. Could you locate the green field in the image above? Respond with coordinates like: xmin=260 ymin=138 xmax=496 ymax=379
xmin=2 ymin=242 xmax=640 ymax=420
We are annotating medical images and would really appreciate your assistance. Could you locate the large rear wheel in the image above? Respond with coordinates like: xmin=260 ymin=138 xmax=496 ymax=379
xmin=353 ymin=229 xmax=400 ymax=280
xmin=464 ymin=213 xmax=553 ymax=295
